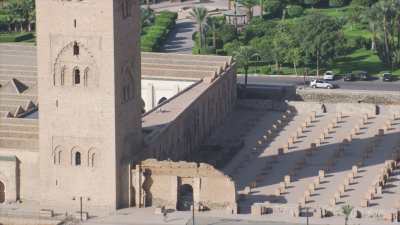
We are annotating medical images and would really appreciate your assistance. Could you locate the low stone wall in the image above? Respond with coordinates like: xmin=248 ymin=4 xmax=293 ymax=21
xmin=236 ymin=99 xmax=292 ymax=112
xmin=297 ymin=89 xmax=400 ymax=105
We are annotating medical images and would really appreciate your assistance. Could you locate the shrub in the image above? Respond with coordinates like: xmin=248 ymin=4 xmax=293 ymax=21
xmin=286 ymin=5 xmax=304 ymax=18
xmin=140 ymin=11 xmax=177 ymax=52
xmin=304 ymin=0 xmax=320 ymax=7
xmin=264 ymin=0 xmax=284 ymax=18
xmin=0 ymin=32 xmax=34 ymax=42
xmin=351 ymin=0 xmax=378 ymax=7
xmin=330 ymin=0 xmax=346 ymax=7
xmin=219 ymin=24 xmax=237 ymax=43
xmin=192 ymin=46 xmax=216 ymax=55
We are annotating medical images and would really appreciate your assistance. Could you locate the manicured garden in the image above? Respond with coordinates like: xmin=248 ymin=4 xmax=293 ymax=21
xmin=191 ymin=0 xmax=400 ymax=78
xmin=141 ymin=10 xmax=178 ymax=52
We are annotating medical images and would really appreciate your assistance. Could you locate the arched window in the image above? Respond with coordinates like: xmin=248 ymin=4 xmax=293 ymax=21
xmin=54 ymin=146 xmax=64 ymax=165
xmin=58 ymin=151 xmax=63 ymax=165
xmin=88 ymin=148 xmax=97 ymax=168
xmin=74 ymin=68 xmax=80 ymax=85
xmin=91 ymin=153 xmax=95 ymax=167
xmin=75 ymin=152 xmax=81 ymax=166
xmin=60 ymin=66 xmax=66 ymax=86
xmin=84 ymin=67 xmax=89 ymax=87
xmin=73 ymin=41 xmax=79 ymax=56
xmin=158 ymin=97 xmax=167 ymax=105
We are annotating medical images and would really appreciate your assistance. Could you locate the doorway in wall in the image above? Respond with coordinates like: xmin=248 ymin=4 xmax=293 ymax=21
xmin=178 ymin=184 xmax=193 ymax=211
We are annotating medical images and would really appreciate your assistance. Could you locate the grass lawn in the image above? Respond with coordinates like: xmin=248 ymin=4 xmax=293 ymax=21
xmin=304 ymin=6 xmax=349 ymax=17
xmin=332 ymin=48 xmax=400 ymax=76
xmin=245 ymin=49 xmax=400 ymax=77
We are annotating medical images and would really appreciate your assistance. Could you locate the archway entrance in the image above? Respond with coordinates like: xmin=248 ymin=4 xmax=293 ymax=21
xmin=178 ymin=184 xmax=193 ymax=211
xmin=0 ymin=181 xmax=5 ymax=203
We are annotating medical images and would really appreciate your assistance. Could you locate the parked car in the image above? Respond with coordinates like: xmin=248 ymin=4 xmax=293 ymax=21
xmin=323 ymin=71 xmax=335 ymax=80
xmin=344 ymin=73 xmax=355 ymax=81
xmin=310 ymin=79 xmax=335 ymax=89
xmin=356 ymin=71 xmax=370 ymax=81
xmin=382 ymin=72 xmax=393 ymax=82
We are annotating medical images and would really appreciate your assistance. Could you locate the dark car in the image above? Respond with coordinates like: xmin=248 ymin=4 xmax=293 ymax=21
xmin=357 ymin=71 xmax=370 ymax=81
xmin=344 ymin=73 xmax=355 ymax=81
xmin=382 ymin=73 xmax=393 ymax=82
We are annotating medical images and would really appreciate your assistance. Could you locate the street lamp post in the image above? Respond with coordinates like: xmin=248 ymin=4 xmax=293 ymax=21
xmin=192 ymin=202 xmax=195 ymax=225
xmin=73 ymin=196 xmax=88 ymax=221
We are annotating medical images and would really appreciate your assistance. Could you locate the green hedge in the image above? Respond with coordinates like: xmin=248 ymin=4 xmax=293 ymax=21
xmin=0 ymin=32 xmax=34 ymax=42
xmin=141 ymin=11 xmax=177 ymax=52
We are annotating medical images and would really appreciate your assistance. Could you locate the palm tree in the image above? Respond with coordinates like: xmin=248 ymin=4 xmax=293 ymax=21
xmin=341 ymin=204 xmax=353 ymax=225
xmin=233 ymin=46 xmax=259 ymax=87
xmin=206 ymin=17 xmax=221 ymax=49
xmin=190 ymin=7 xmax=208 ymax=49
xmin=238 ymin=0 xmax=258 ymax=21
xmin=371 ymin=0 xmax=397 ymax=66
xmin=363 ymin=6 xmax=379 ymax=51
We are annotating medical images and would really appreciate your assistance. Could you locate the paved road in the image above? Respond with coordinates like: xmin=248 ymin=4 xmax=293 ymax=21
xmin=161 ymin=19 xmax=195 ymax=54
xmin=238 ymin=75 xmax=400 ymax=92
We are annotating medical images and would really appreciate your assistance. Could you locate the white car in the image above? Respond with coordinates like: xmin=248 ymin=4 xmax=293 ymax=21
xmin=323 ymin=71 xmax=335 ymax=80
xmin=310 ymin=80 xmax=334 ymax=89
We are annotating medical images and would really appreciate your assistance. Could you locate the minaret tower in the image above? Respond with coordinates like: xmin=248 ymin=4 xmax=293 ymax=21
xmin=36 ymin=0 xmax=142 ymax=211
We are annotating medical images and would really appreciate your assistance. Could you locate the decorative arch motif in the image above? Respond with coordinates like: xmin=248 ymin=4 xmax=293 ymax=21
xmin=87 ymin=148 xmax=97 ymax=168
xmin=121 ymin=64 xmax=135 ymax=104
xmin=53 ymin=41 xmax=98 ymax=87
xmin=53 ymin=145 xmax=65 ymax=165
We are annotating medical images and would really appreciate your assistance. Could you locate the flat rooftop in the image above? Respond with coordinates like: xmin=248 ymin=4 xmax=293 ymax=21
xmin=0 ymin=43 xmax=233 ymax=149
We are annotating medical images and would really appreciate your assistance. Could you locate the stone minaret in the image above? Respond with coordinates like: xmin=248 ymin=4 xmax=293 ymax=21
xmin=36 ymin=0 xmax=142 ymax=211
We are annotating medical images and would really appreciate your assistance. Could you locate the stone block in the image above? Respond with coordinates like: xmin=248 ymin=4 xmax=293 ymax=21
xmin=315 ymin=138 xmax=321 ymax=146
xmin=283 ymin=144 xmax=290 ymax=151
xmin=360 ymin=199 xmax=369 ymax=208
xmin=310 ymin=143 xmax=317 ymax=150
xmin=244 ymin=186 xmax=251 ymax=195
xmin=275 ymin=188 xmax=282 ymax=196
xmin=304 ymin=190 xmax=311 ymax=198
xmin=284 ymin=175 xmax=291 ymax=186
xmin=74 ymin=211 xmax=89 ymax=221
xmin=378 ymin=129 xmax=384 ymax=136
xmin=297 ymin=127 xmax=303 ymax=134
xmin=383 ymin=212 xmax=395 ymax=222
xmin=40 ymin=209 xmax=54 ymax=218
xmin=329 ymin=198 xmax=336 ymax=206
xmin=298 ymin=197 xmax=306 ymax=207
xmin=319 ymin=170 xmax=325 ymax=179
xmin=314 ymin=177 xmax=320 ymax=186
xmin=155 ymin=207 xmax=164 ymax=215
xmin=376 ymin=186 xmax=382 ymax=195
xmin=352 ymin=165 xmax=358 ymax=176
xmin=280 ymin=182 xmax=286 ymax=190
xmin=339 ymin=185 xmax=346 ymax=195
xmin=288 ymin=137 xmax=295 ymax=145
xmin=308 ymin=183 xmax=315 ymax=193
xmin=334 ymin=192 xmax=341 ymax=200
xmin=251 ymin=204 xmax=262 ymax=216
